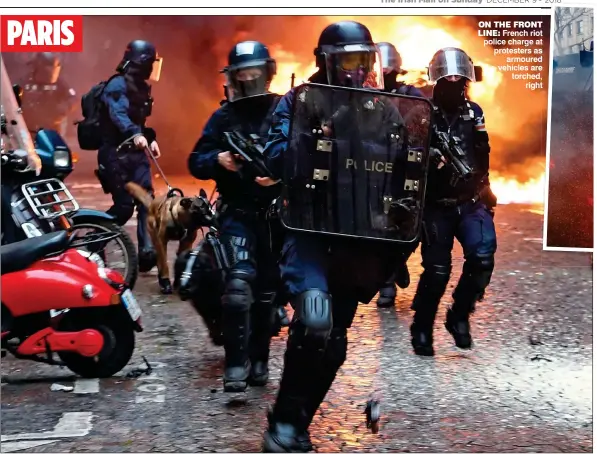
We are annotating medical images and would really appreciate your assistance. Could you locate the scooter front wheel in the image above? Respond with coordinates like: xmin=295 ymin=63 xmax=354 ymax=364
xmin=57 ymin=308 xmax=135 ymax=378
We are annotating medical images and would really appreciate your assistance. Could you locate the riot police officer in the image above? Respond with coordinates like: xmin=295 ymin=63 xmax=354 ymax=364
xmin=188 ymin=41 xmax=282 ymax=393
xmin=409 ymin=47 xmax=497 ymax=357
xmin=378 ymin=42 xmax=424 ymax=97
xmin=96 ymin=40 xmax=162 ymax=272
xmin=375 ymin=42 xmax=426 ymax=308
xmin=258 ymin=22 xmax=427 ymax=452
xmin=19 ymin=53 xmax=77 ymax=137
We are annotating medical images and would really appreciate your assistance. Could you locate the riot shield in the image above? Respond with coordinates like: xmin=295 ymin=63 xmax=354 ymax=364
xmin=279 ymin=83 xmax=433 ymax=243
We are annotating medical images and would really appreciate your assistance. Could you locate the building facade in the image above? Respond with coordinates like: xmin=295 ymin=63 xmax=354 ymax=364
xmin=554 ymin=7 xmax=594 ymax=56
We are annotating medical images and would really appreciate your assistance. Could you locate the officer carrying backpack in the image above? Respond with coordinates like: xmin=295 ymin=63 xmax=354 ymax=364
xmin=75 ymin=75 xmax=119 ymax=151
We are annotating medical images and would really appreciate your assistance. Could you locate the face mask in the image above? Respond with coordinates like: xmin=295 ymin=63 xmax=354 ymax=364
xmin=433 ymin=77 xmax=466 ymax=111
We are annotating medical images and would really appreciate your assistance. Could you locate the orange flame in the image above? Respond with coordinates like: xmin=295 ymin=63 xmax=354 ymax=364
xmin=268 ymin=17 xmax=546 ymax=205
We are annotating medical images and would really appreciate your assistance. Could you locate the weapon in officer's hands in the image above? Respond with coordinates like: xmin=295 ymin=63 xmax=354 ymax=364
xmin=431 ymin=124 xmax=474 ymax=186
xmin=223 ymin=131 xmax=275 ymax=179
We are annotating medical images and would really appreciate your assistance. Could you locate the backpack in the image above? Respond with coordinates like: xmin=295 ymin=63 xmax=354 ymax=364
xmin=75 ymin=75 xmax=119 ymax=151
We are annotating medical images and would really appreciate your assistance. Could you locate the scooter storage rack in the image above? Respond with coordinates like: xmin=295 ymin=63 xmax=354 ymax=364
xmin=21 ymin=178 xmax=80 ymax=220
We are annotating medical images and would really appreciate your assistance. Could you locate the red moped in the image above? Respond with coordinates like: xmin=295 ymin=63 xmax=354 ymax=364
xmin=1 ymin=230 xmax=143 ymax=378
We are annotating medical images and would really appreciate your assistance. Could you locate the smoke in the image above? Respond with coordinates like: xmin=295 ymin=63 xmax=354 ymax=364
xmin=65 ymin=16 xmax=333 ymax=175
xmin=42 ymin=15 xmax=550 ymax=181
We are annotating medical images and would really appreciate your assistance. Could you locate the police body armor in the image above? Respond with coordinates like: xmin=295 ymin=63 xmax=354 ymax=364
xmin=104 ymin=77 xmax=154 ymax=146
xmin=127 ymin=81 xmax=153 ymax=126
xmin=279 ymin=83 xmax=433 ymax=243
xmin=429 ymin=101 xmax=487 ymax=202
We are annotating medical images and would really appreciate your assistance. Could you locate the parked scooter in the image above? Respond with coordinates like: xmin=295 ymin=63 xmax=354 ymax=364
xmin=1 ymin=57 xmax=138 ymax=288
xmin=1 ymin=230 xmax=142 ymax=378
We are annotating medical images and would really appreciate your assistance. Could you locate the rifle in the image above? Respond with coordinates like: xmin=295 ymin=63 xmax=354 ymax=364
xmin=223 ymin=131 xmax=275 ymax=179
xmin=431 ymin=124 xmax=474 ymax=186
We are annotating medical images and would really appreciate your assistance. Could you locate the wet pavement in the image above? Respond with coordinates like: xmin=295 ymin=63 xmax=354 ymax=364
xmin=1 ymin=177 xmax=593 ymax=453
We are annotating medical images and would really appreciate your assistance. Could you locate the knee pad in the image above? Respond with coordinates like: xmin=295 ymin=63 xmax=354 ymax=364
xmin=422 ymin=264 xmax=452 ymax=292
xmin=293 ymin=289 xmax=333 ymax=337
xmin=222 ymin=278 xmax=253 ymax=312
xmin=286 ymin=290 xmax=333 ymax=352
xmin=412 ymin=264 xmax=451 ymax=311
xmin=465 ymin=253 xmax=495 ymax=290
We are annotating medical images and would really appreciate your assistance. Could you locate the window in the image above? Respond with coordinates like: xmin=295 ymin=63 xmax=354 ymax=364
xmin=577 ymin=21 xmax=584 ymax=35
xmin=567 ymin=24 xmax=572 ymax=37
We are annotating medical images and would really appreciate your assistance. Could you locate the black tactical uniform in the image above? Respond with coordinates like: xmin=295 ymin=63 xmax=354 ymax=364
xmin=375 ymin=42 xmax=426 ymax=308
xmin=188 ymin=41 xmax=282 ymax=393
xmin=261 ymin=22 xmax=432 ymax=452
xmin=96 ymin=40 xmax=163 ymax=275
xmin=410 ymin=48 xmax=498 ymax=356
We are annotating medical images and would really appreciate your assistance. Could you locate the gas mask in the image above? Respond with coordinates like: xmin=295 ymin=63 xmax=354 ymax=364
xmin=325 ymin=49 xmax=383 ymax=89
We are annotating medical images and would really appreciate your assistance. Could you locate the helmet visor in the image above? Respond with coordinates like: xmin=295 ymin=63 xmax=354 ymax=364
xmin=149 ymin=57 xmax=163 ymax=82
xmin=323 ymin=44 xmax=384 ymax=89
xmin=224 ymin=61 xmax=275 ymax=102
xmin=428 ymin=49 xmax=475 ymax=83
xmin=379 ymin=45 xmax=401 ymax=75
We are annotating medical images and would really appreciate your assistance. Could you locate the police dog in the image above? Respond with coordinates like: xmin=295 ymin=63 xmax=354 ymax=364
xmin=125 ymin=182 xmax=213 ymax=294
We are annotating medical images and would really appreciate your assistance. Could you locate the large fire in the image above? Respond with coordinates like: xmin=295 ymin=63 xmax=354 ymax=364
xmin=267 ymin=17 xmax=547 ymax=206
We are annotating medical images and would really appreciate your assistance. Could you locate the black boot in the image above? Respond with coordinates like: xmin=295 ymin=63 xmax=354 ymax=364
xmin=377 ymin=280 xmax=396 ymax=308
xmin=250 ymin=361 xmax=269 ymax=387
xmin=263 ymin=409 xmax=311 ymax=453
xmin=410 ymin=322 xmax=434 ymax=356
xmin=445 ymin=307 xmax=472 ymax=349
xmin=138 ymin=248 xmax=157 ymax=273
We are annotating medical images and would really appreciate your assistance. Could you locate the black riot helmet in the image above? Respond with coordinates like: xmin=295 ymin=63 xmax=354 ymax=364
xmin=28 ymin=52 xmax=61 ymax=85
xmin=222 ymin=41 xmax=277 ymax=102
xmin=313 ymin=21 xmax=383 ymax=89
xmin=116 ymin=40 xmax=163 ymax=82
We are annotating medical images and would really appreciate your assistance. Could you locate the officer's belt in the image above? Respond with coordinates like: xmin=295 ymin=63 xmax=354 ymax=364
xmin=220 ymin=202 xmax=270 ymax=218
xmin=432 ymin=186 xmax=489 ymax=208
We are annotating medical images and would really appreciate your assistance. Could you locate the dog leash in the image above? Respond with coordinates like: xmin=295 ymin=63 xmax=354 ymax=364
xmin=116 ymin=136 xmax=183 ymax=198
xmin=142 ymin=145 xmax=184 ymax=197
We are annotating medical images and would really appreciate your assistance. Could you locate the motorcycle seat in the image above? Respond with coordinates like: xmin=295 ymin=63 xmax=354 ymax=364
xmin=1 ymin=231 xmax=70 ymax=275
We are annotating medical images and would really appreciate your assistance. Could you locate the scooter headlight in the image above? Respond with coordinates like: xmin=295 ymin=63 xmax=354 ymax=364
xmin=54 ymin=149 xmax=70 ymax=168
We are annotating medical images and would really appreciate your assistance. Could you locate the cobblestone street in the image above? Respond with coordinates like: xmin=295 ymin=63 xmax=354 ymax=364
xmin=1 ymin=178 xmax=593 ymax=453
